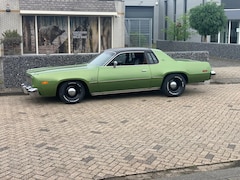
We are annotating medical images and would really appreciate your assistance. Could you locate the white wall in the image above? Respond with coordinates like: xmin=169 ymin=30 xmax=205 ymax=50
xmin=0 ymin=0 xmax=21 ymax=38
xmin=113 ymin=1 xmax=125 ymax=48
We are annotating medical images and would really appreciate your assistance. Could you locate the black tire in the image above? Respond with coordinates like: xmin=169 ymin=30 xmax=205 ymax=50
xmin=161 ymin=74 xmax=186 ymax=97
xmin=58 ymin=81 xmax=85 ymax=104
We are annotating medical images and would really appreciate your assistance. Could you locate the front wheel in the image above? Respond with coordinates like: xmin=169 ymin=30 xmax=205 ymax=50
xmin=161 ymin=74 xmax=186 ymax=97
xmin=58 ymin=81 xmax=85 ymax=104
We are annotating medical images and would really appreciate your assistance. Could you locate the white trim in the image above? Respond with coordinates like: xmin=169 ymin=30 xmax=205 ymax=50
xmin=98 ymin=17 xmax=101 ymax=53
xmin=67 ymin=16 xmax=71 ymax=54
xmin=111 ymin=17 xmax=114 ymax=48
xmin=35 ymin=16 xmax=39 ymax=54
xmin=20 ymin=10 xmax=118 ymax=16
xmin=224 ymin=9 xmax=240 ymax=11
xmin=238 ymin=21 xmax=240 ymax=44
xmin=217 ymin=32 xmax=220 ymax=44
xmin=20 ymin=16 xmax=23 ymax=55
xmin=228 ymin=20 xmax=231 ymax=44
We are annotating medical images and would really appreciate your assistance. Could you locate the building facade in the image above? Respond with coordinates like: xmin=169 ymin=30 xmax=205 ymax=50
xmin=124 ymin=0 xmax=159 ymax=47
xmin=0 ymin=0 xmax=125 ymax=55
xmin=158 ymin=0 xmax=240 ymax=44
xmin=221 ymin=0 xmax=240 ymax=44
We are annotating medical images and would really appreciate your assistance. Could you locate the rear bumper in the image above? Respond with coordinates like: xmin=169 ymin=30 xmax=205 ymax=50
xmin=21 ymin=84 xmax=39 ymax=97
xmin=211 ymin=70 xmax=216 ymax=76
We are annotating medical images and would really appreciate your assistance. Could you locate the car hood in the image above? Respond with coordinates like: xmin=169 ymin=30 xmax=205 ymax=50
xmin=27 ymin=63 xmax=90 ymax=75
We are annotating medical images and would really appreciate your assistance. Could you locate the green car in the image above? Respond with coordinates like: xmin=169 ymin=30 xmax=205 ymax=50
xmin=22 ymin=48 xmax=213 ymax=104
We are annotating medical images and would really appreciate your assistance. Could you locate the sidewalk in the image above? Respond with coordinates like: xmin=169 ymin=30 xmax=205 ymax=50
xmin=210 ymin=66 xmax=240 ymax=84
xmin=107 ymin=161 xmax=240 ymax=180
xmin=106 ymin=58 xmax=240 ymax=180
xmin=159 ymin=166 xmax=240 ymax=180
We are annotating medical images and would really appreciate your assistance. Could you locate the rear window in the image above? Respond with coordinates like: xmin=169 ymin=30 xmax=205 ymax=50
xmin=146 ymin=52 xmax=159 ymax=64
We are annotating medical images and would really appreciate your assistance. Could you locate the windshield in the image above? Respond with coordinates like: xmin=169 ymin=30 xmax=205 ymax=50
xmin=89 ymin=51 xmax=115 ymax=66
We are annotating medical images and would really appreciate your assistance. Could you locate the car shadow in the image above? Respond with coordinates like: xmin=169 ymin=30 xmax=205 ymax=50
xmin=23 ymin=87 xmax=205 ymax=105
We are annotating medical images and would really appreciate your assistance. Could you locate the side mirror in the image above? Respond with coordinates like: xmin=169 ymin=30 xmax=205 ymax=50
xmin=113 ymin=61 xmax=118 ymax=68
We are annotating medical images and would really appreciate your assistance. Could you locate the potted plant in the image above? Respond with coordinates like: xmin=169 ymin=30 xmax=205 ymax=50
xmin=1 ymin=30 xmax=22 ymax=55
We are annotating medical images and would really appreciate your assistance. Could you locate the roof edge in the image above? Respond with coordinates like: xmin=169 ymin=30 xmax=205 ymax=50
xmin=20 ymin=10 xmax=118 ymax=16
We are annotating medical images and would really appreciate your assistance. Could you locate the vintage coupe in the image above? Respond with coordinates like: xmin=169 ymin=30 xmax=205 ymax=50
xmin=22 ymin=48 xmax=213 ymax=104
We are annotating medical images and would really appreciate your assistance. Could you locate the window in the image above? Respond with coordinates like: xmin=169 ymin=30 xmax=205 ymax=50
xmin=22 ymin=16 xmax=36 ymax=54
xmin=184 ymin=0 xmax=187 ymax=13
xmin=38 ymin=16 xmax=68 ymax=54
xmin=22 ymin=16 xmax=112 ymax=54
xmin=108 ymin=52 xmax=147 ymax=66
xmin=71 ymin=17 xmax=99 ymax=53
xmin=173 ymin=0 xmax=177 ymax=22
xmin=146 ymin=52 xmax=158 ymax=64
xmin=164 ymin=0 xmax=168 ymax=40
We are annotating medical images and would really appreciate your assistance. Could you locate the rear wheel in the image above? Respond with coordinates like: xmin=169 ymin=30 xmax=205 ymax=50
xmin=58 ymin=81 xmax=85 ymax=104
xmin=162 ymin=74 xmax=186 ymax=97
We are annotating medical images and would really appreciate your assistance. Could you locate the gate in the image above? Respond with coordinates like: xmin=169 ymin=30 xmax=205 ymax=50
xmin=125 ymin=18 xmax=152 ymax=48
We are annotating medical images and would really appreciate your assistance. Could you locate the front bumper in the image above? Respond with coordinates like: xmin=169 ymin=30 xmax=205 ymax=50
xmin=21 ymin=84 xmax=39 ymax=97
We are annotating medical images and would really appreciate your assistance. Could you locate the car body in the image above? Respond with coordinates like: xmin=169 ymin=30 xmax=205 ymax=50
xmin=22 ymin=48 xmax=213 ymax=104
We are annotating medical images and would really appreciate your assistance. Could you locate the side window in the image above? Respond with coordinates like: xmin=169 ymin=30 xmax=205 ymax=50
xmin=133 ymin=53 xmax=147 ymax=65
xmin=113 ymin=54 xmax=126 ymax=65
xmin=108 ymin=53 xmax=127 ymax=66
xmin=146 ymin=52 xmax=159 ymax=64
xmin=107 ymin=52 xmax=148 ymax=66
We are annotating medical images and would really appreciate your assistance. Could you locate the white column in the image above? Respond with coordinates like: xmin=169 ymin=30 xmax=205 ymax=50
xmin=68 ymin=16 xmax=71 ymax=54
xmin=228 ymin=20 xmax=231 ymax=44
xmin=237 ymin=21 xmax=240 ymax=44
xmin=35 ymin=16 xmax=39 ymax=54
xmin=98 ymin=17 xmax=101 ymax=53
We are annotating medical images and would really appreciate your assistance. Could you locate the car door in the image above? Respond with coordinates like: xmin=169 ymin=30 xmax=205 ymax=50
xmin=97 ymin=51 xmax=151 ymax=93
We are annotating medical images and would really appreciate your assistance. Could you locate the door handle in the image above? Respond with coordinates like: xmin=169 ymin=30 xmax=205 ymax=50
xmin=142 ymin=69 xmax=147 ymax=72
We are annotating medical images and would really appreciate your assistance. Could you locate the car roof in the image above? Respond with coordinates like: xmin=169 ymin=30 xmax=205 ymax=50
xmin=104 ymin=47 xmax=152 ymax=53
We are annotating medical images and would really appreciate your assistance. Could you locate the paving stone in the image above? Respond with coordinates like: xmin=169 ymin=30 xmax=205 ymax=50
xmin=1 ymin=77 xmax=240 ymax=179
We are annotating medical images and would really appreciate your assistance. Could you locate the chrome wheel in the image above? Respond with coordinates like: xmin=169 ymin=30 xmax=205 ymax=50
xmin=162 ymin=74 xmax=186 ymax=97
xmin=58 ymin=81 xmax=85 ymax=104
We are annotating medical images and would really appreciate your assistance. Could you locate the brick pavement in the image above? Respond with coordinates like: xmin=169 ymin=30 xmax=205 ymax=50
xmin=0 ymin=81 xmax=240 ymax=179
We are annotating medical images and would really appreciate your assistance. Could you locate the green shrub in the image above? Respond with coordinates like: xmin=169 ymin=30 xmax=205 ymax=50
xmin=1 ymin=30 xmax=22 ymax=46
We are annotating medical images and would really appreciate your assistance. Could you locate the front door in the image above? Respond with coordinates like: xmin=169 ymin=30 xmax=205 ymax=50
xmin=97 ymin=52 xmax=151 ymax=93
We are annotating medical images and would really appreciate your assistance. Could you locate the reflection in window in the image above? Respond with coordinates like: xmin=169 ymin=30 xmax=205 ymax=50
xmin=101 ymin=17 xmax=112 ymax=51
xmin=71 ymin=17 xmax=99 ymax=53
xmin=89 ymin=51 xmax=115 ymax=66
xmin=22 ymin=16 xmax=113 ymax=54
xmin=22 ymin=16 xmax=36 ymax=54
xmin=37 ymin=16 xmax=68 ymax=54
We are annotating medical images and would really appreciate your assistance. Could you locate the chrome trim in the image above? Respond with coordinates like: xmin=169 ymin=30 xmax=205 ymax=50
xmin=211 ymin=70 xmax=216 ymax=75
xmin=98 ymin=77 xmax=150 ymax=83
xmin=91 ymin=87 xmax=160 ymax=96
xmin=21 ymin=84 xmax=40 ymax=97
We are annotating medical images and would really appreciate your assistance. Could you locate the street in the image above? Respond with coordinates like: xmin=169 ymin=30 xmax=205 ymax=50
xmin=1 ymin=83 xmax=240 ymax=179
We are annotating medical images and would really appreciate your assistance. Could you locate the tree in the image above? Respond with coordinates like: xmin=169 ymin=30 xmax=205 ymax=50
xmin=189 ymin=2 xmax=227 ymax=42
xmin=165 ymin=14 xmax=192 ymax=41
